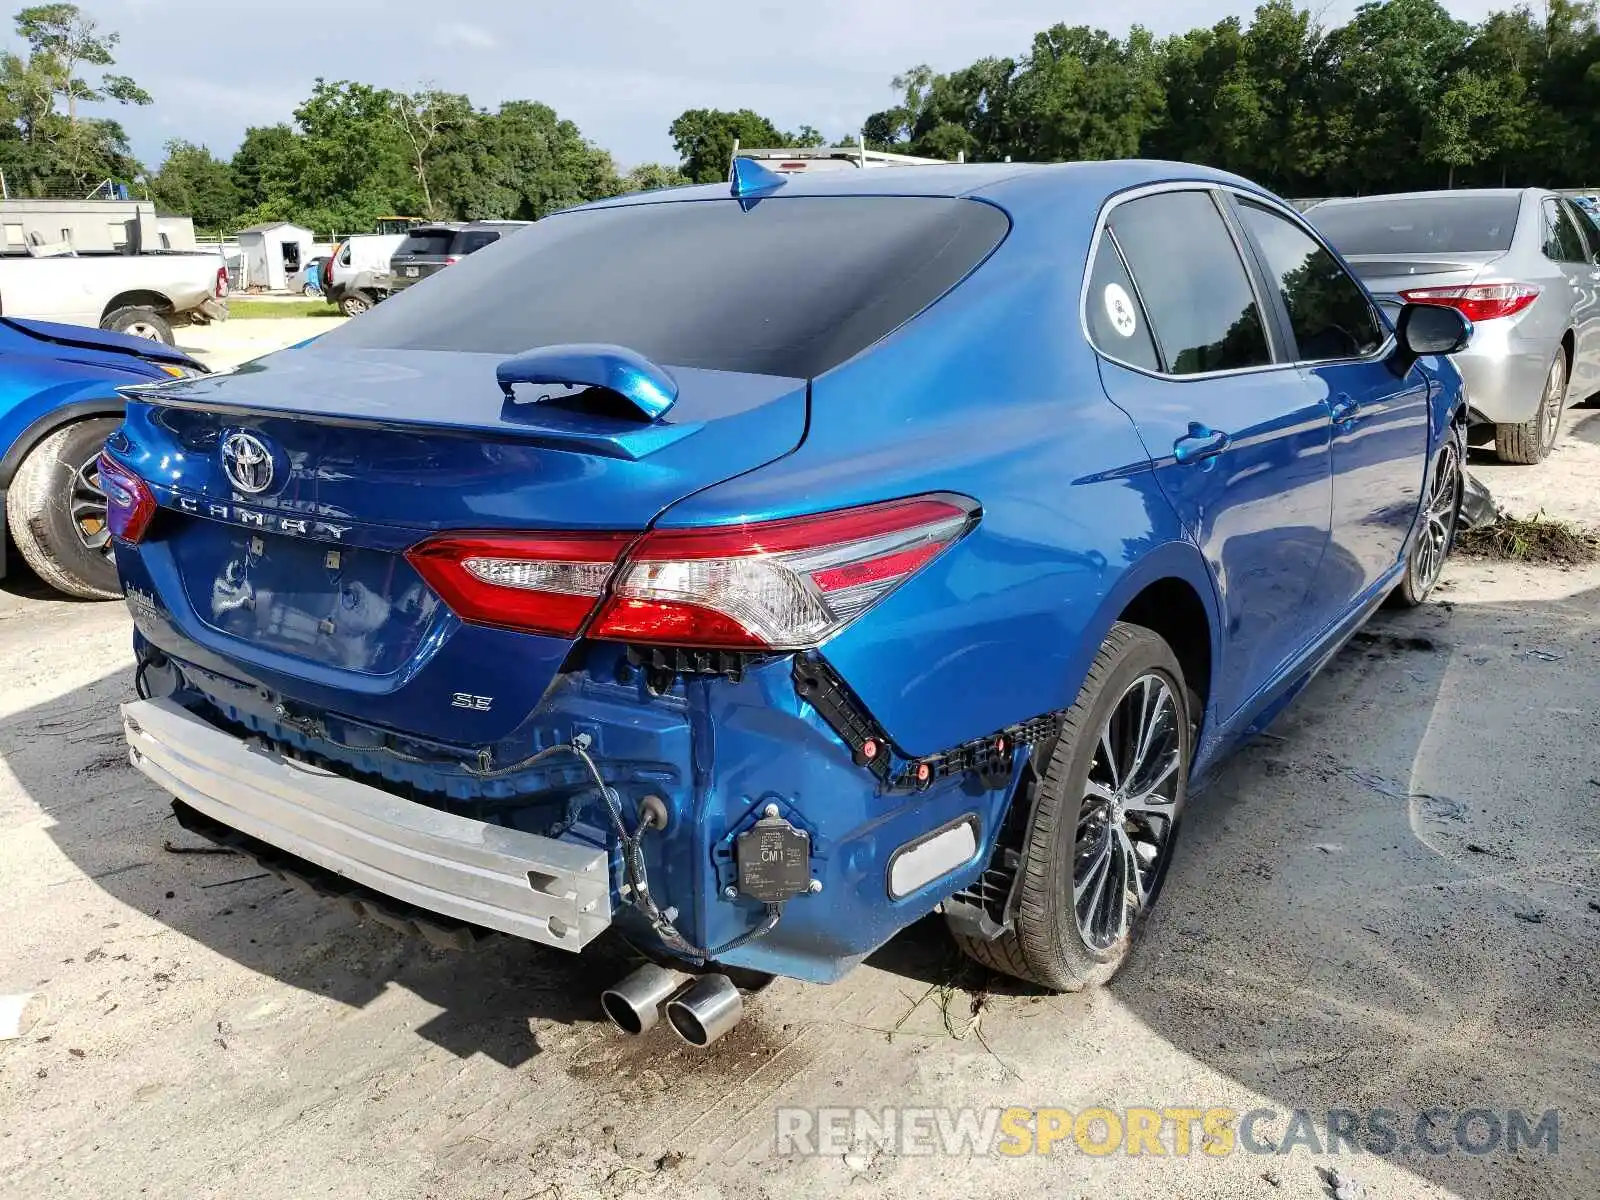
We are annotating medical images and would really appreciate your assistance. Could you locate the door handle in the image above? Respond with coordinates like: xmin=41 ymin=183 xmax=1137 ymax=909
xmin=1173 ymin=422 xmax=1232 ymax=464
xmin=1330 ymin=393 xmax=1361 ymax=424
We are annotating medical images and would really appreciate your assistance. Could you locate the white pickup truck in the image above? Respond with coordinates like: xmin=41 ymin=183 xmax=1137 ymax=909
xmin=0 ymin=245 xmax=229 ymax=344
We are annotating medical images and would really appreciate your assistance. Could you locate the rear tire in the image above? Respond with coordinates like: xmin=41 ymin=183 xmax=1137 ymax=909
xmin=101 ymin=306 xmax=174 ymax=345
xmin=339 ymin=290 xmax=374 ymax=317
xmin=1494 ymin=349 xmax=1566 ymax=464
xmin=4 ymin=418 xmax=124 ymax=599
xmin=949 ymin=623 xmax=1191 ymax=991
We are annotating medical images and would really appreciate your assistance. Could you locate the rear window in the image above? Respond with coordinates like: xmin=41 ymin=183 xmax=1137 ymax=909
xmin=326 ymin=196 xmax=1009 ymax=378
xmin=1309 ymin=195 xmax=1520 ymax=255
xmin=454 ymin=229 xmax=501 ymax=254
xmin=397 ymin=232 xmax=453 ymax=256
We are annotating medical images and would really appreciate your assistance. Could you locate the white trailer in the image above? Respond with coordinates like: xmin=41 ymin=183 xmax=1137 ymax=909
xmin=732 ymin=136 xmax=960 ymax=175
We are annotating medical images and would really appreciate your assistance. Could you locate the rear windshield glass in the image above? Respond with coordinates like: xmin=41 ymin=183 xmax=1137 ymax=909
xmin=326 ymin=196 xmax=1009 ymax=377
xmin=397 ymin=232 xmax=453 ymax=256
xmin=1308 ymin=195 xmax=1520 ymax=255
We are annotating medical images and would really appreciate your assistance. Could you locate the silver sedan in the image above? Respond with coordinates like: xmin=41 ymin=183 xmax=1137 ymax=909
xmin=1307 ymin=188 xmax=1600 ymax=464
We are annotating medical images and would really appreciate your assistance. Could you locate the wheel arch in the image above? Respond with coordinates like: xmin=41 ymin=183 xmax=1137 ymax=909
xmin=0 ymin=398 xmax=125 ymax=490
xmin=101 ymin=291 xmax=175 ymax=322
xmin=1089 ymin=540 xmax=1223 ymax=733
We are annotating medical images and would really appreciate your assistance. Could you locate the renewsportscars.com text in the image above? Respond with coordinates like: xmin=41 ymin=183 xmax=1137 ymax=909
xmin=775 ymin=1105 xmax=1560 ymax=1159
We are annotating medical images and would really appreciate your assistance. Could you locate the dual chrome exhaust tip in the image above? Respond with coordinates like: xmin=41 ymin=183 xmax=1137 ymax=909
xmin=600 ymin=963 xmax=744 ymax=1048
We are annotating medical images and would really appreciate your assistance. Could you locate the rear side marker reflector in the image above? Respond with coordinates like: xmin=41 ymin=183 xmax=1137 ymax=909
xmin=98 ymin=453 xmax=157 ymax=544
xmin=408 ymin=494 xmax=978 ymax=649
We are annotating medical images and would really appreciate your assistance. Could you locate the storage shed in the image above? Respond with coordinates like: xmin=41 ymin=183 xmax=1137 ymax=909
xmin=236 ymin=221 xmax=316 ymax=291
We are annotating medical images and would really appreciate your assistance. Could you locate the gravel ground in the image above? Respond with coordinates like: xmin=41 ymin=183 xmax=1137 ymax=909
xmin=176 ymin=315 xmax=346 ymax=370
xmin=1 ymin=403 xmax=1597 ymax=1199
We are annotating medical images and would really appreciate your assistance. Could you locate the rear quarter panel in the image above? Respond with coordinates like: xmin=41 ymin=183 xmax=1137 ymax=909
xmin=657 ymin=194 xmax=1218 ymax=757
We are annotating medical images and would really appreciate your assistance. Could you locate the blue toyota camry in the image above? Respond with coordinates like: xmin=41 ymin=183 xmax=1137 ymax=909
xmin=105 ymin=159 xmax=1471 ymax=1046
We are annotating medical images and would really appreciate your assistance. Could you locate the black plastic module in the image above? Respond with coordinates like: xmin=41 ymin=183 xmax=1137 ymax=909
xmin=735 ymin=814 xmax=812 ymax=902
xmin=626 ymin=644 xmax=770 ymax=690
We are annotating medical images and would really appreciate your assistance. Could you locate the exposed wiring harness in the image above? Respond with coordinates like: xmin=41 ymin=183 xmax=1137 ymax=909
xmin=269 ymin=704 xmax=782 ymax=964
xmin=195 ymin=670 xmax=783 ymax=965
xmin=561 ymin=733 xmax=782 ymax=965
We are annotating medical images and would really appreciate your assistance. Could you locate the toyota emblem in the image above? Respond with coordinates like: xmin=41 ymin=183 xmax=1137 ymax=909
xmin=220 ymin=431 xmax=275 ymax=494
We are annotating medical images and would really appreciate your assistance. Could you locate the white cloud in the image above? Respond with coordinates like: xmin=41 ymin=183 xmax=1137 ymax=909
xmin=437 ymin=22 xmax=497 ymax=50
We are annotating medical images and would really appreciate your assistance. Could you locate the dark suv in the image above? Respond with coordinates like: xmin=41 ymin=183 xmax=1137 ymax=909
xmin=387 ymin=221 xmax=528 ymax=291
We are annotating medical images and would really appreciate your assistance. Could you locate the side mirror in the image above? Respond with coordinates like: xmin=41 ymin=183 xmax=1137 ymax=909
xmin=1390 ymin=302 xmax=1471 ymax=376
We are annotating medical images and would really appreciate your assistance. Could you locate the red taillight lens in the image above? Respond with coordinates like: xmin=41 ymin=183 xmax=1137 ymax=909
xmin=405 ymin=532 xmax=635 ymax=636
xmin=590 ymin=494 xmax=978 ymax=650
xmin=97 ymin=453 xmax=156 ymax=544
xmin=1400 ymin=283 xmax=1538 ymax=322
xmin=215 ymin=266 xmax=228 ymax=299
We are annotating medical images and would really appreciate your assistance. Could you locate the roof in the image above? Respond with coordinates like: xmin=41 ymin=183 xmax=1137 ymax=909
xmin=571 ymin=159 xmax=1279 ymax=219
xmin=236 ymin=221 xmax=312 ymax=235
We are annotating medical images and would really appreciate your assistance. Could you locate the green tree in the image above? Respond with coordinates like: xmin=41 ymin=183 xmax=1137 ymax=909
xmin=668 ymin=108 xmax=786 ymax=182
xmin=1009 ymin=25 xmax=1167 ymax=162
xmin=391 ymin=88 xmax=473 ymax=218
xmin=622 ymin=162 xmax=688 ymax=192
xmin=0 ymin=3 xmax=150 ymax=194
xmin=151 ymin=139 xmax=238 ymax=231
xmin=229 ymin=123 xmax=297 ymax=212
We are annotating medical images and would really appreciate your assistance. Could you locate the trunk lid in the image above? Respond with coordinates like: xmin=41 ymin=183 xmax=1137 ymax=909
xmin=1341 ymin=251 xmax=1503 ymax=319
xmin=120 ymin=344 xmax=807 ymax=742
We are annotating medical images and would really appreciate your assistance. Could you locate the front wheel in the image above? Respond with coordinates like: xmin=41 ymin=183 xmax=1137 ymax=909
xmin=1392 ymin=421 xmax=1465 ymax=607
xmin=949 ymin=623 xmax=1191 ymax=990
xmin=4 ymin=418 xmax=124 ymax=599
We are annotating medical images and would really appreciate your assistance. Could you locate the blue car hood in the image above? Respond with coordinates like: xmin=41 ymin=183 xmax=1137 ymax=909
xmin=5 ymin=317 xmax=200 ymax=367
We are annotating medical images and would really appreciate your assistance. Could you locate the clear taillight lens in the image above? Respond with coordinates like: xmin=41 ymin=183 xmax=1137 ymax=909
xmin=1400 ymin=283 xmax=1539 ymax=322
xmin=590 ymin=495 xmax=978 ymax=649
xmin=405 ymin=533 xmax=635 ymax=636
xmin=98 ymin=453 xmax=157 ymax=544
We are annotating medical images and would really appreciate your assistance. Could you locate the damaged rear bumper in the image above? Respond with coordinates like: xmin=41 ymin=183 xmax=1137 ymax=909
xmin=123 ymin=696 xmax=612 ymax=951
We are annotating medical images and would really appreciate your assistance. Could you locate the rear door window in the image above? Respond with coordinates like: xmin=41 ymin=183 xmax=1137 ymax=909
xmin=1541 ymin=199 xmax=1587 ymax=263
xmin=1236 ymin=199 xmax=1385 ymax=362
xmin=1569 ymin=200 xmax=1600 ymax=258
xmin=326 ymin=196 xmax=1010 ymax=378
xmin=1107 ymin=190 xmax=1273 ymax=375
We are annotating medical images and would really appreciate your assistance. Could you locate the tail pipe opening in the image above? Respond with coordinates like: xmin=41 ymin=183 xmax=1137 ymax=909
xmin=664 ymin=974 xmax=743 ymax=1048
xmin=599 ymin=963 xmax=688 ymax=1036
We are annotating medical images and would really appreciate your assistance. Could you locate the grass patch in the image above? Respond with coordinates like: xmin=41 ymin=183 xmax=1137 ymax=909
xmin=1456 ymin=510 xmax=1600 ymax=565
xmin=227 ymin=299 xmax=342 ymax=320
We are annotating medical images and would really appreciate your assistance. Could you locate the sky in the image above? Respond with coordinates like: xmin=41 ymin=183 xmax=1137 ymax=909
xmin=64 ymin=0 xmax=1510 ymax=172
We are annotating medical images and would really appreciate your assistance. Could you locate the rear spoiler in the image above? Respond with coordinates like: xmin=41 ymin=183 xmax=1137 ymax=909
xmin=113 ymin=343 xmax=812 ymax=463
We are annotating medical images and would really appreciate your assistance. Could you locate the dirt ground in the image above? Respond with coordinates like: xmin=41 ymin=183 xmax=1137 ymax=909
xmin=176 ymin=315 xmax=346 ymax=370
xmin=1 ymin=395 xmax=1598 ymax=1199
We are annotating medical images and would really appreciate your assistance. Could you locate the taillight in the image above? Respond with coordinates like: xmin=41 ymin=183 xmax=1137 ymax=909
xmin=215 ymin=266 xmax=228 ymax=299
xmin=98 ymin=453 xmax=156 ymax=544
xmin=405 ymin=532 xmax=635 ymax=636
xmin=590 ymin=494 xmax=978 ymax=650
xmin=1400 ymin=283 xmax=1538 ymax=322
xmin=445 ymin=255 xmax=461 ymax=265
